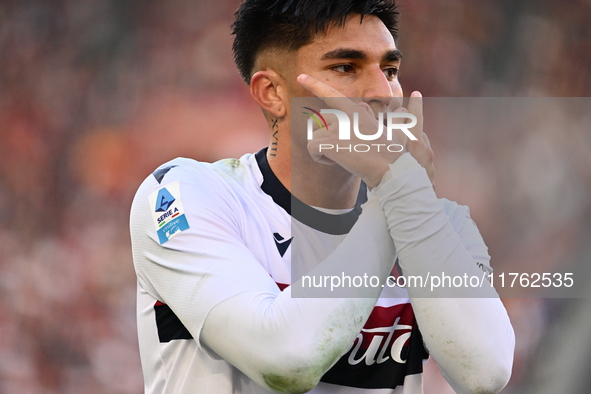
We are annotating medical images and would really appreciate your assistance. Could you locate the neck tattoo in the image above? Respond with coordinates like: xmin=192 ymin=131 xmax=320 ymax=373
xmin=270 ymin=118 xmax=279 ymax=157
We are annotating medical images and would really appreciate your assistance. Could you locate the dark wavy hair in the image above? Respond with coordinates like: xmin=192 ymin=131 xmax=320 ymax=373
xmin=231 ymin=0 xmax=399 ymax=84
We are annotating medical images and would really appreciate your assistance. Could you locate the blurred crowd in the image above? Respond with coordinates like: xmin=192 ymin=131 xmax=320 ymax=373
xmin=0 ymin=0 xmax=590 ymax=393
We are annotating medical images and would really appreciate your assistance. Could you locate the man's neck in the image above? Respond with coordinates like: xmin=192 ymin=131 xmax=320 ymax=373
xmin=267 ymin=148 xmax=361 ymax=210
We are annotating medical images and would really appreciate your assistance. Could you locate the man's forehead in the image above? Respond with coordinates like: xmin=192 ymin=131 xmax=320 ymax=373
xmin=302 ymin=14 xmax=397 ymax=56
xmin=298 ymin=14 xmax=402 ymax=61
xmin=251 ymin=14 xmax=398 ymax=80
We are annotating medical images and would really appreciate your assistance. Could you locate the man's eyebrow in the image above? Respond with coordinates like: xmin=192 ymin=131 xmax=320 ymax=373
xmin=320 ymin=48 xmax=367 ymax=61
xmin=319 ymin=48 xmax=403 ymax=62
xmin=383 ymin=49 xmax=403 ymax=62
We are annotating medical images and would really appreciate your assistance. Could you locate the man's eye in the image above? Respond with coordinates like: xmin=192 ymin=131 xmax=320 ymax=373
xmin=383 ymin=67 xmax=399 ymax=79
xmin=332 ymin=64 xmax=354 ymax=73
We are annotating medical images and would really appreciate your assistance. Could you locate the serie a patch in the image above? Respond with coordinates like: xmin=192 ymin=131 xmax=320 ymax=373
xmin=148 ymin=181 xmax=190 ymax=244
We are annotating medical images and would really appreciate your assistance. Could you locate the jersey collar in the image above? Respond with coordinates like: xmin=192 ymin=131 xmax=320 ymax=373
xmin=255 ymin=148 xmax=367 ymax=235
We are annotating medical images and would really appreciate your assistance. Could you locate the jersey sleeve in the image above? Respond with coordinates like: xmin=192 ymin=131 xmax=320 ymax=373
xmin=130 ymin=161 xmax=280 ymax=346
xmin=440 ymin=197 xmax=493 ymax=273
xmin=375 ymin=153 xmax=515 ymax=394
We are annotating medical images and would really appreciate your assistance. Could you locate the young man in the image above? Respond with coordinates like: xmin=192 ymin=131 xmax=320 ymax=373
xmin=130 ymin=1 xmax=515 ymax=393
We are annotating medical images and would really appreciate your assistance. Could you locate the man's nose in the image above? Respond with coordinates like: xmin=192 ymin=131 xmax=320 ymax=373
xmin=361 ymin=67 xmax=395 ymax=112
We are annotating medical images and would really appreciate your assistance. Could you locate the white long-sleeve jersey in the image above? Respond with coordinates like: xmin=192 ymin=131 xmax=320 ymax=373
xmin=130 ymin=149 xmax=514 ymax=394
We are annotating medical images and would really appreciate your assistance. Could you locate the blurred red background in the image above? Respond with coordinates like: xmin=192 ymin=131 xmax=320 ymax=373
xmin=0 ymin=0 xmax=590 ymax=393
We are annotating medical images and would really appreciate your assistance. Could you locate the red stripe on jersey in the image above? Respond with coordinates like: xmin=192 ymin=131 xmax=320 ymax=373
xmin=154 ymin=300 xmax=165 ymax=306
xmin=276 ymin=282 xmax=289 ymax=291
xmin=321 ymin=301 xmax=427 ymax=388
xmin=357 ymin=303 xmax=415 ymax=350
xmin=391 ymin=264 xmax=401 ymax=279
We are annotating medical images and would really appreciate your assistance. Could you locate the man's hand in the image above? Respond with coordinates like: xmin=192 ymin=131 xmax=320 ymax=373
xmin=297 ymin=74 xmax=404 ymax=188
xmin=297 ymin=74 xmax=435 ymax=188
xmin=390 ymin=91 xmax=435 ymax=186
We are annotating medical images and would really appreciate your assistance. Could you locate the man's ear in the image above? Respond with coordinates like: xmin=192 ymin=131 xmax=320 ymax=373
xmin=250 ymin=70 xmax=287 ymax=118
